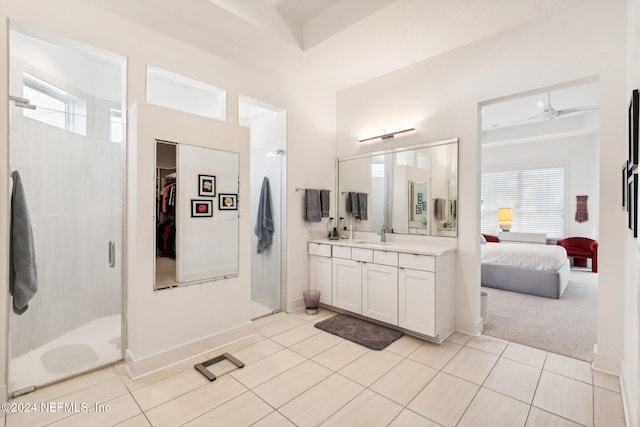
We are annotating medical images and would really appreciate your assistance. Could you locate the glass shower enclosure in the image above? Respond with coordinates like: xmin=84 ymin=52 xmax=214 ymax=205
xmin=240 ymin=96 xmax=287 ymax=319
xmin=7 ymin=23 xmax=125 ymax=395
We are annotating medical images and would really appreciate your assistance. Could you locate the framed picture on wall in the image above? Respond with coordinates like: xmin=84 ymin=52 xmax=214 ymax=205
xmin=191 ymin=199 xmax=213 ymax=217
xmin=416 ymin=205 xmax=422 ymax=215
xmin=219 ymin=193 xmax=238 ymax=210
xmin=198 ymin=174 xmax=216 ymax=197
xmin=629 ymin=89 xmax=639 ymax=169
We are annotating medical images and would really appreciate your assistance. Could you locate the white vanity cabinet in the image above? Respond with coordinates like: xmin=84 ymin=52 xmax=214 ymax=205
xmin=332 ymin=258 xmax=363 ymax=313
xmin=309 ymin=243 xmax=332 ymax=305
xmin=398 ymin=263 xmax=436 ymax=336
xmin=332 ymin=247 xmax=399 ymax=321
xmin=398 ymin=253 xmax=455 ymax=339
xmin=308 ymin=240 xmax=455 ymax=343
xmin=362 ymin=262 xmax=398 ymax=325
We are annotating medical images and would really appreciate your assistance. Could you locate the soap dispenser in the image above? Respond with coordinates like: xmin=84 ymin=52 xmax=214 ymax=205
xmin=327 ymin=217 xmax=339 ymax=240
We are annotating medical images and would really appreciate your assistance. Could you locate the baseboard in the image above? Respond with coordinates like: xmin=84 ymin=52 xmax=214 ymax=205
xmin=457 ymin=318 xmax=483 ymax=337
xmin=125 ymin=321 xmax=253 ymax=380
xmin=287 ymin=296 xmax=304 ymax=313
xmin=620 ymin=364 xmax=640 ymax=427
xmin=619 ymin=373 xmax=634 ymax=427
xmin=592 ymin=344 xmax=621 ymax=375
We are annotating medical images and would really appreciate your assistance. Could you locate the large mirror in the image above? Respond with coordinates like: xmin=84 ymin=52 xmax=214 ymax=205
xmin=155 ymin=140 xmax=240 ymax=290
xmin=337 ymin=138 xmax=458 ymax=237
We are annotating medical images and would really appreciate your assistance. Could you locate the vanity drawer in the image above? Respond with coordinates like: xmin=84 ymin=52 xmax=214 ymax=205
xmin=352 ymin=248 xmax=373 ymax=263
xmin=398 ymin=253 xmax=435 ymax=272
xmin=308 ymin=243 xmax=331 ymax=258
xmin=374 ymin=250 xmax=398 ymax=266
xmin=332 ymin=245 xmax=352 ymax=259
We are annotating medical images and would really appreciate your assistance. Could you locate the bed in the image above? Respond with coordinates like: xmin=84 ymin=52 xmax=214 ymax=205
xmin=481 ymin=242 xmax=570 ymax=299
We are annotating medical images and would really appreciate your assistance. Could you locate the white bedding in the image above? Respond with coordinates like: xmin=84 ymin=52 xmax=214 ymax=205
xmin=481 ymin=242 xmax=568 ymax=271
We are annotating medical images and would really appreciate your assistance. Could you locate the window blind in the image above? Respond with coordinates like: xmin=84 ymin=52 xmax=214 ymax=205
xmin=481 ymin=166 xmax=565 ymax=239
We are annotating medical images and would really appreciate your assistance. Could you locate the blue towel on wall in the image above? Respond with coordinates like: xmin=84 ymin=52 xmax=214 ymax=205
xmin=255 ymin=177 xmax=274 ymax=254
xmin=304 ymin=189 xmax=322 ymax=222
xmin=10 ymin=171 xmax=38 ymax=315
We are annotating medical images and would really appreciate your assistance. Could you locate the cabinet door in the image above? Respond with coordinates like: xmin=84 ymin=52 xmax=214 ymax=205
xmin=398 ymin=268 xmax=435 ymax=336
xmin=332 ymin=258 xmax=362 ymax=314
xmin=309 ymin=255 xmax=332 ymax=305
xmin=362 ymin=263 xmax=398 ymax=325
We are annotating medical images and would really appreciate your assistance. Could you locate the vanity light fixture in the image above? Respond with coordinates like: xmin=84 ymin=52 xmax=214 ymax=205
xmin=358 ymin=127 xmax=415 ymax=143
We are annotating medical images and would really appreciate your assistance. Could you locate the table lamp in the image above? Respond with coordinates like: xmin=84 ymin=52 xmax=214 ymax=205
xmin=498 ymin=208 xmax=513 ymax=232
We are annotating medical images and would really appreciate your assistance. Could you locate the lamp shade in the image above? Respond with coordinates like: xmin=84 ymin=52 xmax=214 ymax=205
xmin=498 ymin=208 xmax=513 ymax=222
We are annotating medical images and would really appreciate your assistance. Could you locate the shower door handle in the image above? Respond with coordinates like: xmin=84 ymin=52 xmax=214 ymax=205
xmin=108 ymin=241 xmax=116 ymax=268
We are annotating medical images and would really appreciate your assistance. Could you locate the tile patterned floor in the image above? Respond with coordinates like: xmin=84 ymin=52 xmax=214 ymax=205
xmin=2 ymin=309 xmax=627 ymax=427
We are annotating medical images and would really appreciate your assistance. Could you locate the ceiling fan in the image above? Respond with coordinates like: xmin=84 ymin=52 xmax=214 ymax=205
xmin=527 ymin=92 xmax=599 ymax=121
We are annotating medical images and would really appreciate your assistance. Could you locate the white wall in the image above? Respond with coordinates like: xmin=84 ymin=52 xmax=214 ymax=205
xmin=126 ymin=103 xmax=250 ymax=377
xmin=0 ymin=0 xmax=336 ymax=391
xmin=336 ymin=0 xmax=627 ymax=374
xmin=482 ymin=134 xmax=599 ymax=240
xmin=623 ymin=0 xmax=640 ymax=425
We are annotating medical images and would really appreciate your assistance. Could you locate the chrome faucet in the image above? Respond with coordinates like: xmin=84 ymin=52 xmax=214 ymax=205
xmin=378 ymin=225 xmax=388 ymax=242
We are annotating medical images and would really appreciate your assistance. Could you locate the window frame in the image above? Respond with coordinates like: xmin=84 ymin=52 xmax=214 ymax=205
xmin=109 ymin=108 xmax=123 ymax=143
xmin=481 ymin=163 xmax=567 ymax=239
xmin=22 ymin=72 xmax=87 ymax=135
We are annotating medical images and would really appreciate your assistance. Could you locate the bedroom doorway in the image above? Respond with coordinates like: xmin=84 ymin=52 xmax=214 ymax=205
xmin=478 ymin=78 xmax=600 ymax=362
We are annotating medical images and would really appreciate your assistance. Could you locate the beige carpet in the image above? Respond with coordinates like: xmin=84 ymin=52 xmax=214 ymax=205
xmin=482 ymin=269 xmax=597 ymax=362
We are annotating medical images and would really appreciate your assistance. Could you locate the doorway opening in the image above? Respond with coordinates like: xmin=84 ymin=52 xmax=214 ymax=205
xmin=478 ymin=78 xmax=600 ymax=361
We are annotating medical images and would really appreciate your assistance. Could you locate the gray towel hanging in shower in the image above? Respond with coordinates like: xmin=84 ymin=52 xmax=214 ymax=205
xmin=10 ymin=170 xmax=38 ymax=315
xmin=255 ymin=177 xmax=274 ymax=253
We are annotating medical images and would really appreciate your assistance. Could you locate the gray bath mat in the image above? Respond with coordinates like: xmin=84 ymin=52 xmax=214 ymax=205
xmin=314 ymin=314 xmax=403 ymax=350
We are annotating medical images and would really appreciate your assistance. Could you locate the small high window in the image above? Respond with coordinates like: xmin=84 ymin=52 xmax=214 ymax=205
xmin=110 ymin=108 xmax=123 ymax=143
xmin=146 ymin=66 xmax=226 ymax=121
xmin=22 ymin=73 xmax=87 ymax=135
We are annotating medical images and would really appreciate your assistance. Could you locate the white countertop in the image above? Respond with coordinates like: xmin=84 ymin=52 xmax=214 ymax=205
xmin=309 ymin=238 xmax=457 ymax=256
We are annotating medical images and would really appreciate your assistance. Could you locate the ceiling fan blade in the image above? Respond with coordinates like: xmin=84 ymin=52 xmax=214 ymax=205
xmin=555 ymin=106 xmax=599 ymax=117
xmin=506 ymin=113 xmax=545 ymax=126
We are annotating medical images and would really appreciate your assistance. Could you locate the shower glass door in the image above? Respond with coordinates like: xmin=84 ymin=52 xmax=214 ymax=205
xmin=240 ymin=95 xmax=287 ymax=319
xmin=250 ymin=147 xmax=284 ymax=318
xmin=7 ymin=24 xmax=125 ymax=395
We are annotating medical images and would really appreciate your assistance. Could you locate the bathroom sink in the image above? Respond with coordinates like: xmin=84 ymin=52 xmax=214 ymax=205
xmin=354 ymin=241 xmax=391 ymax=246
